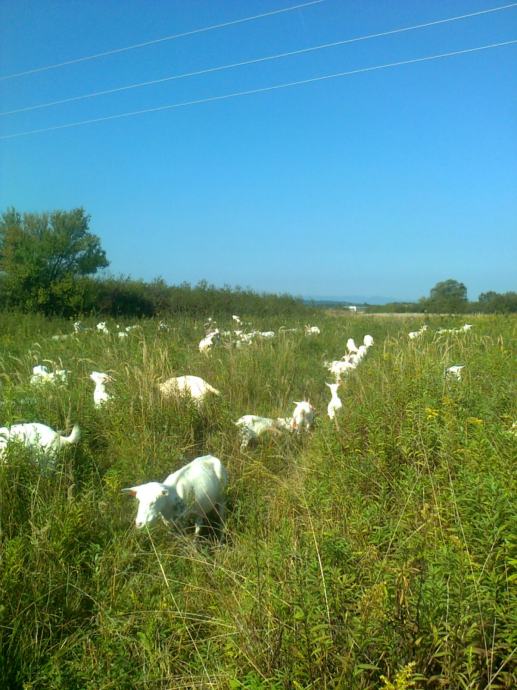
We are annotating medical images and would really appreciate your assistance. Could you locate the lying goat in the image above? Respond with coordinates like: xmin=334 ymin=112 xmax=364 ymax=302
xmin=0 ymin=422 xmax=80 ymax=469
xmin=122 ymin=454 xmax=228 ymax=536
xmin=446 ymin=365 xmax=464 ymax=380
xmin=159 ymin=375 xmax=220 ymax=404
xmin=235 ymin=414 xmax=292 ymax=449
xmin=236 ymin=400 xmax=315 ymax=449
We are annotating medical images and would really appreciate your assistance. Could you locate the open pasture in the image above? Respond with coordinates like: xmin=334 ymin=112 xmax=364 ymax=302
xmin=0 ymin=312 xmax=515 ymax=689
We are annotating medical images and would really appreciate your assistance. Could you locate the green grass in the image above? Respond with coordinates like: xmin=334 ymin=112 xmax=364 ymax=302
xmin=0 ymin=313 xmax=515 ymax=689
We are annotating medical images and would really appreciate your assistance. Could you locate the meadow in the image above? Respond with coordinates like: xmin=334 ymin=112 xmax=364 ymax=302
xmin=0 ymin=311 xmax=515 ymax=689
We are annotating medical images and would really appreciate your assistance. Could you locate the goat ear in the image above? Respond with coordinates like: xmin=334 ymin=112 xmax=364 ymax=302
xmin=121 ymin=487 xmax=137 ymax=497
xmin=293 ymin=400 xmax=301 ymax=405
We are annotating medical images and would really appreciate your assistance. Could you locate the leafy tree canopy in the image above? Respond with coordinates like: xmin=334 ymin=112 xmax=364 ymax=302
xmin=423 ymin=279 xmax=468 ymax=313
xmin=0 ymin=207 xmax=108 ymax=314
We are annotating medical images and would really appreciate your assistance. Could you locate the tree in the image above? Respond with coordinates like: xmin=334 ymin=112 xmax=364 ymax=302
xmin=0 ymin=208 xmax=109 ymax=314
xmin=477 ymin=290 xmax=517 ymax=313
xmin=425 ymin=279 xmax=468 ymax=313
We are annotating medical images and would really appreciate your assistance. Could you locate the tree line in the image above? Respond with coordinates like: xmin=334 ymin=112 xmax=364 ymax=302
xmin=365 ymin=279 xmax=517 ymax=314
xmin=0 ymin=208 xmax=307 ymax=318
xmin=1 ymin=208 xmax=514 ymax=316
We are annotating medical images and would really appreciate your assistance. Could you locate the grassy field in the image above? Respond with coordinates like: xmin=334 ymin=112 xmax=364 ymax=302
xmin=0 ymin=312 xmax=515 ymax=689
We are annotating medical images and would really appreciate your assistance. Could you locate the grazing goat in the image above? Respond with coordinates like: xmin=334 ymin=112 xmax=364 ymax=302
xmin=305 ymin=325 xmax=320 ymax=335
xmin=326 ymin=383 xmax=342 ymax=420
xmin=0 ymin=422 xmax=80 ymax=468
xmin=96 ymin=321 xmax=109 ymax=334
xmin=30 ymin=364 xmax=69 ymax=386
xmin=122 ymin=455 xmax=228 ymax=536
xmin=325 ymin=360 xmax=356 ymax=381
xmin=159 ymin=375 xmax=220 ymax=404
xmin=409 ymin=325 xmax=428 ymax=340
xmin=90 ymin=371 xmax=113 ymax=407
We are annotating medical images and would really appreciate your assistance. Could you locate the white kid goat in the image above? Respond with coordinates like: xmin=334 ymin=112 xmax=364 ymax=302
xmin=122 ymin=454 xmax=228 ymax=536
xmin=159 ymin=375 xmax=220 ymax=404
xmin=90 ymin=371 xmax=113 ymax=408
xmin=0 ymin=422 xmax=80 ymax=469
xmin=326 ymin=383 xmax=342 ymax=420
xmin=291 ymin=400 xmax=316 ymax=432
xmin=346 ymin=338 xmax=358 ymax=354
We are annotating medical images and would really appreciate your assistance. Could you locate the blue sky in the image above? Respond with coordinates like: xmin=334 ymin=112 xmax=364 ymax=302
xmin=1 ymin=0 xmax=515 ymax=301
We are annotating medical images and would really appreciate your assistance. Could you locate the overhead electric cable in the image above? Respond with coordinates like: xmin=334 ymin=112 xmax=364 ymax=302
xmin=2 ymin=1 xmax=516 ymax=117
xmin=1 ymin=39 xmax=515 ymax=141
xmin=0 ymin=0 xmax=325 ymax=81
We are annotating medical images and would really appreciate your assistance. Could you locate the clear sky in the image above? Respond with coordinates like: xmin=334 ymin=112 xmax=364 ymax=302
xmin=1 ymin=0 xmax=516 ymax=302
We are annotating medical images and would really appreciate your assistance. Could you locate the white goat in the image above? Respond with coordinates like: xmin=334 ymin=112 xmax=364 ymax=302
xmin=159 ymin=375 xmax=220 ymax=404
xmin=326 ymin=383 xmax=342 ymax=420
xmin=446 ymin=365 xmax=464 ymax=380
xmin=352 ymin=345 xmax=368 ymax=364
xmin=305 ymin=325 xmax=320 ymax=335
xmin=199 ymin=329 xmax=220 ymax=353
xmin=90 ymin=371 xmax=113 ymax=407
xmin=30 ymin=364 xmax=69 ymax=386
xmin=235 ymin=415 xmax=291 ymax=449
xmin=409 ymin=325 xmax=428 ymax=340
xmin=96 ymin=321 xmax=109 ymax=334
xmin=325 ymin=360 xmax=356 ymax=381
xmin=0 ymin=422 xmax=80 ymax=468
xmin=122 ymin=455 xmax=228 ymax=536
xmin=346 ymin=338 xmax=359 ymax=354
xmin=291 ymin=400 xmax=316 ymax=432
xmin=73 ymin=320 xmax=88 ymax=333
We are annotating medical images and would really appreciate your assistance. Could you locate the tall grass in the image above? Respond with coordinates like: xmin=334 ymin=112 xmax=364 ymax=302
xmin=0 ymin=313 xmax=515 ymax=689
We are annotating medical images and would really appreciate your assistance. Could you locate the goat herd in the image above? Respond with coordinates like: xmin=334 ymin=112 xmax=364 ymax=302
xmin=0 ymin=317 xmax=473 ymax=540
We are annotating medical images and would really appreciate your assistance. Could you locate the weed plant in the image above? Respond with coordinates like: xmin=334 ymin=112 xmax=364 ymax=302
xmin=0 ymin=313 xmax=515 ymax=688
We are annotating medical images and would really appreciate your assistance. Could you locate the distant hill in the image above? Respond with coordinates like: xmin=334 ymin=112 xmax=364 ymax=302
xmin=303 ymin=295 xmax=396 ymax=306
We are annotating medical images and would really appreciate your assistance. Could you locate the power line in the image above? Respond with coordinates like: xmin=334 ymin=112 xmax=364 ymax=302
xmin=1 ymin=39 xmax=515 ymax=141
xmin=2 ymin=2 xmax=516 ymax=117
xmin=0 ymin=0 xmax=325 ymax=81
